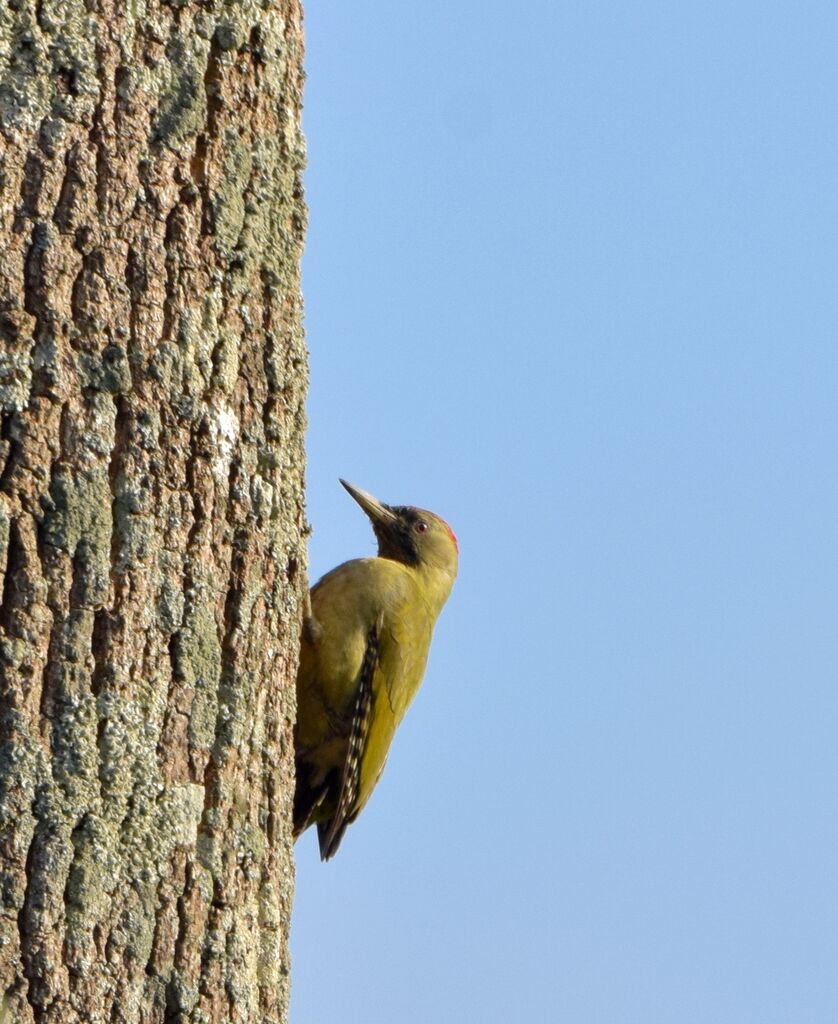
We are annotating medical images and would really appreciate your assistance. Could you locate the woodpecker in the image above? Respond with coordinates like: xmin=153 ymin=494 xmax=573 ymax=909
xmin=293 ymin=479 xmax=458 ymax=860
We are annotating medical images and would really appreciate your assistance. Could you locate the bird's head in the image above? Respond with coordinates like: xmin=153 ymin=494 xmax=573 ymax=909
xmin=340 ymin=479 xmax=459 ymax=580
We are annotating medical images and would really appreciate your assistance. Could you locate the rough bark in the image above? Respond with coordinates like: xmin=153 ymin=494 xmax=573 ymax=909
xmin=0 ymin=2 xmax=307 ymax=1022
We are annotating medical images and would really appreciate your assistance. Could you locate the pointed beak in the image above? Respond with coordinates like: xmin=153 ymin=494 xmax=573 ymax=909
xmin=340 ymin=479 xmax=398 ymax=526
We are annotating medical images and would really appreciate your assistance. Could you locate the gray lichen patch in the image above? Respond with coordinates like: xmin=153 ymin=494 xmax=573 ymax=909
xmin=48 ymin=689 xmax=101 ymax=804
xmin=212 ymin=130 xmax=253 ymax=258
xmin=175 ymin=602 xmax=223 ymax=753
xmin=209 ymin=325 xmax=241 ymax=397
xmin=0 ymin=340 xmax=33 ymax=413
xmin=96 ymin=691 xmax=161 ymax=806
xmin=162 ymin=782 xmax=206 ymax=847
xmin=0 ymin=4 xmax=98 ymax=135
xmin=111 ymin=470 xmax=156 ymax=573
xmin=63 ymin=812 xmax=115 ymax=952
xmin=150 ymin=34 xmax=209 ymax=151
xmin=42 ymin=464 xmax=112 ymax=607
xmin=78 ymin=343 xmax=132 ymax=396
xmin=157 ymin=562 xmax=186 ymax=635
xmin=185 ymin=308 xmax=216 ymax=373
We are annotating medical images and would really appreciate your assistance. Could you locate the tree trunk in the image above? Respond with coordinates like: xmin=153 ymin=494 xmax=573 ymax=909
xmin=0 ymin=2 xmax=307 ymax=1021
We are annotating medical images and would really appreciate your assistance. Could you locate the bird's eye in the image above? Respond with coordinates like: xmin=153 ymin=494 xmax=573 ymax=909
xmin=414 ymin=521 xmax=429 ymax=533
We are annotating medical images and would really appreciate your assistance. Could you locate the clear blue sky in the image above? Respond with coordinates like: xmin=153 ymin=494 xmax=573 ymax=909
xmin=291 ymin=3 xmax=838 ymax=1021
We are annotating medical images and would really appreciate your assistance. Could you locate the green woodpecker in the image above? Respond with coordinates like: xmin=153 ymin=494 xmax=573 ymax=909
xmin=294 ymin=479 xmax=458 ymax=860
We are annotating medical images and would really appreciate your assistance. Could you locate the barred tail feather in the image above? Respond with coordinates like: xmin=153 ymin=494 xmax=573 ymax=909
xmin=318 ymin=621 xmax=379 ymax=860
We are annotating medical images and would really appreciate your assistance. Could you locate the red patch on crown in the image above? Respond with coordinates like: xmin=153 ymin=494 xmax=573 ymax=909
xmin=446 ymin=524 xmax=458 ymax=552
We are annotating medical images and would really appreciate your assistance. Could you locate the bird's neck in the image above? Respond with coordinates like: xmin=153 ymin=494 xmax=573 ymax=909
xmin=412 ymin=561 xmax=456 ymax=619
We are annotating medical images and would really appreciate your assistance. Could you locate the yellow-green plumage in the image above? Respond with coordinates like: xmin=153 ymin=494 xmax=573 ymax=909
xmin=294 ymin=481 xmax=458 ymax=859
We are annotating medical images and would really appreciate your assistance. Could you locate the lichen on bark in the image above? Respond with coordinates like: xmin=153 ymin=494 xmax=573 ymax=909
xmin=0 ymin=2 xmax=307 ymax=1022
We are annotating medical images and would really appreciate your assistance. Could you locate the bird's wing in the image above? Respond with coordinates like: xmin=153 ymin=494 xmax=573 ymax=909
xmin=317 ymin=619 xmax=381 ymax=860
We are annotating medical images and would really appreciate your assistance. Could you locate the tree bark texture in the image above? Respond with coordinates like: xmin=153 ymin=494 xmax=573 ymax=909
xmin=0 ymin=2 xmax=307 ymax=1022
